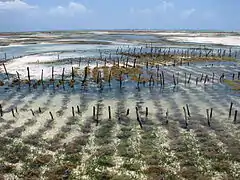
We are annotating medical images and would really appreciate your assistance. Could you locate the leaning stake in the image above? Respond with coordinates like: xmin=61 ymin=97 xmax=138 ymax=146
xmin=49 ymin=112 xmax=54 ymax=120
xmin=229 ymin=102 xmax=233 ymax=119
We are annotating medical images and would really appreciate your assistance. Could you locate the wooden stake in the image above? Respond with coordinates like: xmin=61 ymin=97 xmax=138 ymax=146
xmin=133 ymin=59 xmax=136 ymax=68
xmin=96 ymin=105 xmax=99 ymax=126
xmin=119 ymin=71 xmax=122 ymax=88
xmin=16 ymin=71 xmax=20 ymax=81
xmin=93 ymin=106 xmax=96 ymax=118
xmin=183 ymin=107 xmax=188 ymax=127
xmin=161 ymin=71 xmax=165 ymax=87
xmin=3 ymin=63 xmax=9 ymax=80
xmin=41 ymin=69 xmax=43 ymax=86
xmin=62 ymin=68 xmax=65 ymax=81
xmin=166 ymin=109 xmax=169 ymax=124
xmin=126 ymin=109 xmax=130 ymax=116
xmin=49 ymin=112 xmax=54 ymax=120
xmin=206 ymin=109 xmax=210 ymax=127
xmin=72 ymin=67 xmax=74 ymax=81
xmin=233 ymin=110 xmax=238 ymax=123
xmin=30 ymin=109 xmax=35 ymax=116
xmin=108 ymin=70 xmax=112 ymax=86
xmin=108 ymin=106 xmax=111 ymax=120
xmin=210 ymin=108 xmax=213 ymax=120
xmin=11 ymin=109 xmax=15 ymax=117
xmin=72 ymin=107 xmax=75 ymax=117
xmin=27 ymin=67 xmax=31 ymax=85
xmin=204 ymin=75 xmax=208 ymax=84
xmin=186 ymin=104 xmax=191 ymax=117
xmin=137 ymin=74 xmax=141 ymax=88
xmin=173 ymin=74 xmax=176 ymax=86
xmin=146 ymin=107 xmax=148 ymax=117
xmin=0 ymin=104 xmax=3 ymax=117
xmin=184 ymin=73 xmax=187 ymax=85
xmin=200 ymin=73 xmax=203 ymax=82
xmin=229 ymin=102 xmax=233 ymax=119
xmin=187 ymin=74 xmax=191 ymax=84
xmin=39 ymin=107 xmax=42 ymax=113
xmin=77 ymin=105 xmax=80 ymax=114
xmin=52 ymin=66 xmax=54 ymax=81
xmin=136 ymin=107 xmax=143 ymax=129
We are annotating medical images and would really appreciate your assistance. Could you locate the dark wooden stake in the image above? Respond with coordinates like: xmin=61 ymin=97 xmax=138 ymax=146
xmin=229 ymin=102 xmax=233 ymax=119
xmin=77 ymin=105 xmax=80 ymax=114
xmin=30 ymin=109 xmax=35 ymax=116
xmin=52 ymin=66 xmax=54 ymax=81
xmin=49 ymin=112 xmax=54 ymax=120
xmin=184 ymin=73 xmax=187 ymax=85
xmin=173 ymin=74 xmax=176 ymax=86
xmin=72 ymin=107 xmax=75 ymax=117
xmin=146 ymin=107 xmax=148 ymax=117
xmin=119 ymin=71 xmax=122 ymax=88
xmin=136 ymin=107 xmax=143 ymax=129
xmin=27 ymin=67 xmax=31 ymax=86
xmin=233 ymin=110 xmax=238 ymax=123
xmin=41 ymin=69 xmax=44 ymax=86
xmin=62 ymin=68 xmax=65 ymax=81
xmin=108 ymin=106 xmax=111 ymax=120
xmin=206 ymin=109 xmax=210 ymax=127
xmin=196 ymin=77 xmax=198 ymax=85
xmin=166 ymin=109 xmax=169 ymax=124
xmin=183 ymin=107 xmax=188 ymax=127
xmin=93 ymin=106 xmax=96 ymax=118
xmin=187 ymin=74 xmax=191 ymax=84
xmin=0 ymin=104 xmax=3 ymax=117
xmin=186 ymin=104 xmax=191 ymax=117
xmin=161 ymin=71 xmax=165 ymax=87
xmin=3 ymin=63 xmax=9 ymax=80
xmin=126 ymin=109 xmax=130 ymax=116
xmin=200 ymin=73 xmax=203 ymax=82
xmin=210 ymin=108 xmax=213 ymax=120
xmin=72 ymin=67 xmax=75 ymax=81
xmin=108 ymin=70 xmax=112 ymax=86
xmin=11 ymin=109 xmax=15 ymax=117
xmin=96 ymin=105 xmax=99 ymax=126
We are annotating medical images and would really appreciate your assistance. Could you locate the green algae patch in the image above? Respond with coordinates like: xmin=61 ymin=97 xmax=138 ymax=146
xmin=224 ymin=79 xmax=240 ymax=90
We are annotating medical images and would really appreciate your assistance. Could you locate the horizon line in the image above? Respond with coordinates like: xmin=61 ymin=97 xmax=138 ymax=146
xmin=0 ymin=28 xmax=239 ymax=34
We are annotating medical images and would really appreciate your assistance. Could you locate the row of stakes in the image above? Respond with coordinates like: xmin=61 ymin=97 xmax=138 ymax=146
xmin=0 ymin=102 xmax=238 ymax=129
xmin=115 ymin=46 xmax=240 ymax=59
xmin=2 ymin=61 xmax=240 ymax=91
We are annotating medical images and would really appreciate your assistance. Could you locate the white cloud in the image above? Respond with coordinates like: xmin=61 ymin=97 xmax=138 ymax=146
xmin=0 ymin=0 xmax=37 ymax=11
xmin=157 ymin=0 xmax=174 ymax=12
xmin=181 ymin=8 xmax=196 ymax=19
xmin=130 ymin=0 xmax=174 ymax=15
xmin=49 ymin=2 xmax=91 ymax=17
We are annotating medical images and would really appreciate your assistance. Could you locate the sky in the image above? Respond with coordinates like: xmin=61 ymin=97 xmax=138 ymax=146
xmin=0 ymin=0 xmax=239 ymax=32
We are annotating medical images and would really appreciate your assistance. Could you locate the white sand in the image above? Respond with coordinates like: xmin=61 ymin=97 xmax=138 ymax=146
xmin=167 ymin=36 xmax=240 ymax=46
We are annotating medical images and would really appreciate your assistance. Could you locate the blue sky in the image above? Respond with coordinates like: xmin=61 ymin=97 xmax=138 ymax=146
xmin=0 ymin=0 xmax=239 ymax=32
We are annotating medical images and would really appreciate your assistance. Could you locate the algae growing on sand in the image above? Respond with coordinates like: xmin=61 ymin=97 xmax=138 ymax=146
xmin=0 ymin=31 xmax=240 ymax=179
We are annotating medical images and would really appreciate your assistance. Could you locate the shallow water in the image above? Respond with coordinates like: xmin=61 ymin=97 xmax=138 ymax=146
xmin=0 ymin=31 xmax=240 ymax=179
